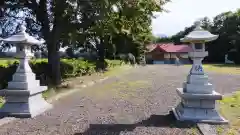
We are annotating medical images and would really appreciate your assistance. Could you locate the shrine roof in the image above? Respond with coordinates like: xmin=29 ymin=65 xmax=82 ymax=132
xmin=147 ymin=43 xmax=193 ymax=53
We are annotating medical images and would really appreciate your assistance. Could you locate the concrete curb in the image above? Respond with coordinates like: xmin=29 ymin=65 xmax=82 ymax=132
xmin=0 ymin=76 xmax=109 ymax=127
xmin=197 ymin=123 xmax=216 ymax=135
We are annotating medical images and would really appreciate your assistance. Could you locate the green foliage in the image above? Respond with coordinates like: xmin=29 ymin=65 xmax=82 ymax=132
xmin=1 ymin=0 xmax=168 ymax=84
xmin=60 ymin=59 xmax=96 ymax=77
xmin=171 ymin=25 xmax=195 ymax=45
xmin=85 ymin=0 xmax=169 ymax=63
xmin=0 ymin=59 xmax=124 ymax=89
xmin=0 ymin=96 xmax=4 ymax=108
xmin=105 ymin=59 xmax=125 ymax=68
xmin=0 ymin=60 xmax=19 ymax=89
xmin=219 ymin=91 xmax=240 ymax=133
xmin=153 ymin=37 xmax=172 ymax=43
xmin=169 ymin=9 xmax=240 ymax=63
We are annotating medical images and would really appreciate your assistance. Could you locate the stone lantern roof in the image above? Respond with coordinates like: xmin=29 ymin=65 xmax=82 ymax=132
xmin=181 ymin=21 xmax=219 ymax=43
xmin=0 ymin=24 xmax=45 ymax=45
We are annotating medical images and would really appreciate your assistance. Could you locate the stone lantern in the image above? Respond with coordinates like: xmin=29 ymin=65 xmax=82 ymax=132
xmin=0 ymin=24 xmax=52 ymax=118
xmin=172 ymin=21 xmax=228 ymax=123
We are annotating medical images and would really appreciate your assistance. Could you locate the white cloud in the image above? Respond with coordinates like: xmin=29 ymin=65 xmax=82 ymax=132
xmin=152 ymin=0 xmax=240 ymax=36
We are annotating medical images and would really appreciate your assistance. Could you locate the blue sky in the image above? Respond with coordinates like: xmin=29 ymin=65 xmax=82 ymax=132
xmin=152 ymin=0 xmax=240 ymax=37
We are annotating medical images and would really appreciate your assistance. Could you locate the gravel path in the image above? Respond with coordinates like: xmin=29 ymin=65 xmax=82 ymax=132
xmin=0 ymin=65 xmax=240 ymax=135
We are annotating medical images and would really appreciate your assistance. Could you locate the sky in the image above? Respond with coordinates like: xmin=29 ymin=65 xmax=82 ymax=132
xmin=152 ymin=0 xmax=240 ymax=37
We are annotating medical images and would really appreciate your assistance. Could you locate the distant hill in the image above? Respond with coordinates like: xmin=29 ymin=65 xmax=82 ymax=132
xmin=155 ymin=33 xmax=168 ymax=38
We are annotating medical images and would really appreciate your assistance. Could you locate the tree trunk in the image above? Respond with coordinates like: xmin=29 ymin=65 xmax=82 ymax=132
xmin=47 ymin=40 xmax=61 ymax=86
xmin=96 ymin=38 xmax=106 ymax=71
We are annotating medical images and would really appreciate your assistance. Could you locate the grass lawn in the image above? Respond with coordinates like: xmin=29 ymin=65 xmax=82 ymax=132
xmin=103 ymin=65 xmax=133 ymax=77
xmin=218 ymin=91 xmax=240 ymax=135
xmin=0 ymin=97 xmax=4 ymax=108
xmin=0 ymin=58 xmax=17 ymax=65
xmin=186 ymin=64 xmax=240 ymax=75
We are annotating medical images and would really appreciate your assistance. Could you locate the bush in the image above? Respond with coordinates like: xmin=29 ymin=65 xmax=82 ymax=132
xmin=233 ymin=52 xmax=240 ymax=64
xmin=60 ymin=59 xmax=96 ymax=77
xmin=0 ymin=58 xmax=124 ymax=89
xmin=105 ymin=59 xmax=125 ymax=68
xmin=0 ymin=61 xmax=19 ymax=89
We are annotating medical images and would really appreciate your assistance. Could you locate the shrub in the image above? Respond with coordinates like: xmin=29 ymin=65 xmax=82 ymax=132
xmin=0 ymin=61 xmax=19 ymax=89
xmin=0 ymin=58 xmax=124 ymax=89
xmin=60 ymin=59 xmax=96 ymax=77
xmin=105 ymin=59 xmax=125 ymax=68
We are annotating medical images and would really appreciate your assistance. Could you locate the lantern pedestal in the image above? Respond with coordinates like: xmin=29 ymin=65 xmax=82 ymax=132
xmin=172 ymin=89 xmax=228 ymax=123
xmin=172 ymin=57 xmax=227 ymax=123
xmin=0 ymin=57 xmax=52 ymax=118
xmin=0 ymin=93 xmax=51 ymax=118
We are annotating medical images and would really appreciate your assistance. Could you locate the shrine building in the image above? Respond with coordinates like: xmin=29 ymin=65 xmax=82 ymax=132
xmin=145 ymin=43 xmax=193 ymax=64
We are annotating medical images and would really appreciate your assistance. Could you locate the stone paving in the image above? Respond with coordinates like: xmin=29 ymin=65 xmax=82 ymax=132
xmin=0 ymin=65 xmax=240 ymax=135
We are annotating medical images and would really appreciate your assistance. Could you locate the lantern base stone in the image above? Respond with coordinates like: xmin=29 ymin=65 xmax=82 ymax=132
xmin=0 ymin=94 xmax=52 ymax=118
xmin=172 ymin=105 xmax=228 ymax=124
xmin=173 ymin=88 xmax=228 ymax=124
xmin=0 ymin=69 xmax=52 ymax=118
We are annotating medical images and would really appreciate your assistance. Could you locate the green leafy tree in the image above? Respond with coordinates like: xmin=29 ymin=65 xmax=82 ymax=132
xmin=87 ymin=0 xmax=169 ymax=65
xmin=170 ymin=10 xmax=240 ymax=63
xmin=154 ymin=37 xmax=172 ymax=43
xmin=0 ymin=0 xmax=85 ymax=85
xmin=0 ymin=0 xmax=169 ymax=84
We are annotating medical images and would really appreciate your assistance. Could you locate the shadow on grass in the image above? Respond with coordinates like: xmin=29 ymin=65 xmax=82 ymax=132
xmin=205 ymin=64 xmax=240 ymax=68
xmin=74 ymin=111 xmax=197 ymax=135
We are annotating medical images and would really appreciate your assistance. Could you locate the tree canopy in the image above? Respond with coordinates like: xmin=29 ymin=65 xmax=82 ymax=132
xmin=0 ymin=0 xmax=169 ymax=86
xmin=153 ymin=9 xmax=240 ymax=64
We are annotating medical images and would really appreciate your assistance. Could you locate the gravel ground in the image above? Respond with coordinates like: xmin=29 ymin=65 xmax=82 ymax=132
xmin=0 ymin=65 xmax=240 ymax=135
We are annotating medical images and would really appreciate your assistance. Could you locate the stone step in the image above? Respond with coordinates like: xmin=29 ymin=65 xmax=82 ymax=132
xmin=182 ymin=99 xmax=216 ymax=109
xmin=0 ymin=94 xmax=52 ymax=118
xmin=172 ymin=103 xmax=228 ymax=124
xmin=187 ymin=74 xmax=209 ymax=84
xmin=12 ymin=73 xmax=36 ymax=82
xmin=0 ymin=86 xmax=47 ymax=96
xmin=183 ymin=82 xmax=213 ymax=94
xmin=7 ymin=80 xmax=40 ymax=90
xmin=176 ymin=88 xmax=222 ymax=100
